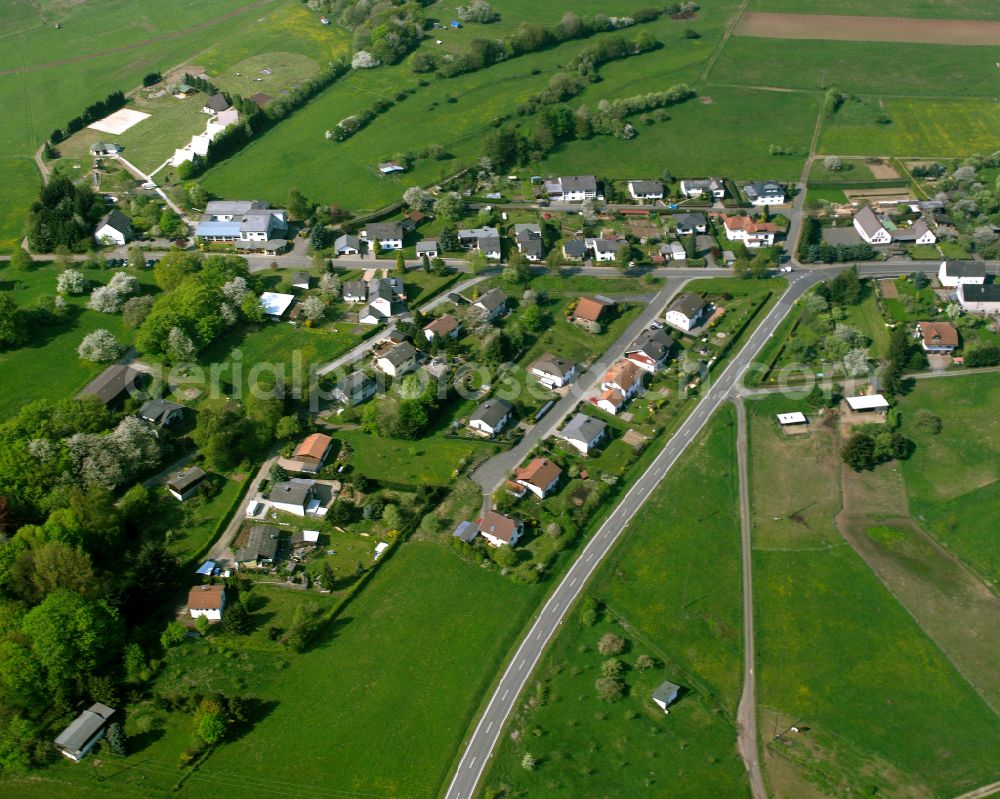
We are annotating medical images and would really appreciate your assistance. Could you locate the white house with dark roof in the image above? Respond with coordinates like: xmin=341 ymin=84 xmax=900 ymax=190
xmin=562 ymin=239 xmax=588 ymax=260
xmin=939 ymin=259 xmax=986 ymax=288
xmin=458 ymin=226 xmax=502 ymax=259
xmin=94 ymin=209 xmax=132 ymax=246
xmin=958 ymin=283 xmax=1000 ymax=314
xmin=334 ymin=234 xmax=361 ymax=255
xmin=627 ymin=180 xmax=664 ymax=202
xmin=167 ymin=467 xmax=207 ymax=501
xmin=514 ymin=223 xmax=544 ymax=261
xmin=665 ymin=292 xmax=707 ymax=332
xmin=673 ymin=212 xmax=707 ymax=236
xmin=544 ymin=175 xmax=598 ymax=202
xmin=361 ymin=221 xmax=404 ymax=250
xmin=202 ymin=93 xmax=230 ymax=115
xmin=139 ymin=398 xmax=185 ymax=428
xmin=376 ymin=341 xmax=418 ymax=377
xmin=585 ymin=237 xmax=628 ymax=262
xmin=529 ymin=353 xmax=576 ymax=388
xmin=626 ymin=328 xmax=675 ymax=373
xmin=561 ymin=413 xmax=608 ymax=455
xmin=473 ymin=288 xmax=508 ymax=320
xmin=469 ymin=397 xmax=513 ymax=436
xmin=479 ymin=511 xmax=523 ymax=547
xmin=744 ymin=181 xmax=785 ymax=206
xmin=343 ymin=279 xmax=367 ymax=303
xmin=332 ymin=370 xmax=376 ymax=406
xmin=680 ymin=177 xmax=725 ymax=199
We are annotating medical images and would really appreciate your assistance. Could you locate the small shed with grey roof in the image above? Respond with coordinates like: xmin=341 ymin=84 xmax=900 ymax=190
xmin=139 ymin=398 xmax=185 ymax=427
xmin=651 ymin=681 xmax=681 ymax=713
xmin=54 ymin=702 xmax=116 ymax=761
xmin=77 ymin=364 xmax=144 ymax=407
xmin=167 ymin=466 xmax=207 ymax=501
xmin=452 ymin=521 xmax=479 ymax=543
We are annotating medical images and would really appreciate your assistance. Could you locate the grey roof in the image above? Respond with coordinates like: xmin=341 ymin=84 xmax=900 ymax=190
xmin=556 ymin=175 xmax=597 ymax=192
xmin=234 ymin=238 xmax=287 ymax=252
xmin=514 ymin=223 xmax=541 ymax=240
xmin=344 ymin=279 xmax=367 ymax=298
xmin=628 ymin=328 xmax=675 ymax=361
xmin=205 ymin=200 xmax=267 ymax=216
xmin=478 ymin=235 xmax=501 ymax=253
xmin=168 ymin=466 xmax=206 ymax=493
xmin=452 ymin=520 xmax=480 ymax=543
xmin=77 ymin=364 xmax=143 ymax=405
xmin=368 ymin=278 xmax=396 ymax=303
xmin=335 ymin=233 xmax=360 ymax=252
xmin=365 ymin=221 xmax=403 ymax=240
xmin=475 ymin=288 xmax=507 ymax=312
xmin=291 ymin=271 xmax=310 ymax=286
xmin=943 ymin=260 xmax=986 ymax=278
xmin=889 ymin=219 xmax=931 ymax=242
xmin=342 ymin=370 xmax=374 ymax=392
xmin=205 ymin=93 xmax=230 ymax=112
xmin=530 ymin=353 xmax=575 ymax=378
xmin=458 ymin=225 xmax=499 ymax=241
xmin=470 ymin=397 xmax=513 ymax=429
xmin=962 ymin=283 xmax=1000 ymax=302
xmin=381 ymin=341 xmax=417 ymax=367
xmin=652 ymin=680 xmax=681 ymax=705
xmin=240 ymin=210 xmax=284 ymax=234
xmin=854 ymin=206 xmax=885 ymax=238
xmin=745 ymin=181 xmax=784 ymax=199
xmin=268 ymin=478 xmax=315 ymax=508
xmin=673 ymin=212 xmax=706 ymax=229
xmin=563 ymin=239 xmax=588 ymax=258
xmin=139 ymin=398 xmax=184 ymax=425
xmin=682 ymin=177 xmax=724 ymax=192
xmin=519 ymin=238 xmax=543 ymax=258
xmin=562 ymin=413 xmax=607 ymax=444
xmin=629 ymin=179 xmax=663 ymax=195
xmin=669 ymin=292 xmax=707 ymax=320
xmin=54 ymin=703 xmax=115 ymax=755
xmin=98 ymin=208 xmax=131 ymax=234
xmin=591 ymin=238 xmax=627 ymax=254
xmin=416 ymin=239 xmax=439 ymax=254
xmin=236 ymin=524 xmax=279 ymax=562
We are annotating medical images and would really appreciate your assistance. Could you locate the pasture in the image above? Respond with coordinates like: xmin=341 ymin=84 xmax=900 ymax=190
xmin=0 ymin=158 xmax=39 ymax=253
xmin=480 ymin=407 xmax=749 ymax=798
xmin=748 ymin=398 xmax=1000 ymax=797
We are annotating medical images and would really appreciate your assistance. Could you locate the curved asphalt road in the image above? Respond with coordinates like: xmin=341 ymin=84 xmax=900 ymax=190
xmin=444 ymin=268 xmax=829 ymax=799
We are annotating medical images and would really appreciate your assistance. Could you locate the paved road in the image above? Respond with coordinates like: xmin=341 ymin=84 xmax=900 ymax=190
xmin=470 ymin=277 xmax=689 ymax=502
xmin=444 ymin=268 xmax=830 ymax=799
xmin=733 ymin=397 xmax=767 ymax=799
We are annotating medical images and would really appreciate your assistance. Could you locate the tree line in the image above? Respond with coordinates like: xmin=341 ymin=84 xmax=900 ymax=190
xmin=49 ymin=90 xmax=126 ymax=144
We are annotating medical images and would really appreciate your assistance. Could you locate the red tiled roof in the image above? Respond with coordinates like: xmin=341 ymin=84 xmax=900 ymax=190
xmin=515 ymin=457 xmax=562 ymax=488
xmin=917 ymin=321 xmax=958 ymax=348
xmin=188 ymin=584 xmax=225 ymax=610
xmin=295 ymin=433 xmax=332 ymax=460
xmin=573 ymin=297 xmax=613 ymax=322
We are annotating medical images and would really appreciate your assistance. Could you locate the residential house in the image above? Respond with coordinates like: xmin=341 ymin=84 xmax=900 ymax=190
xmin=665 ymin=292 xmax=708 ymax=332
xmin=529 ymin=353 xmax=577 ymax=388
xmin=514 ymin=223 xmax=544 ymax=261
xmin=744 ymin=181 xmax=785 ymax=206
xmin=723 ymin=216 xmax=778 ymax=248
xmin=202 ymin=93 xmax=230 ymax=115
xmin=673 ymin=212 xmax=707 ymax=236
xmin=291 ymin=272 xmax=311 ymax=290
xmin=54 ymin=703 xmax=116 ymax=762
xmin=938 ymin=259 xmax=986 ymax=288
xmin=914 ymin=321 xmax=959 ymax=353
xmin=572 ymin=296 xmax=615 ymax=325
xmin=236 ymin=524 xmax=280 ymax=566
xmin=138 ymin=398 xmax=185 ymax=428
xmin=167 ymin=467 xmax=207 ymax=501
xmin=361 ymin=221 xmax=404 ymax=250
xmin=853 ymin=205 xmax=892 ymax=244
xmin=376 ymin=341 xmax=418 ymax=377
xmin=423 ymin=313 xmax=461 ymax=341
xmin=585 ymin=237 xmax=628 ymax=262
xmin=259 ymin=291 xmax=296 ymax=320
xmin=602 ymin=359 xmax=643 ymax=401
xmin=343 ymin=279 xmax=368 ymax=303
xmin=293 ymin=432 xmax=334 ymax=472
xmin=544 ymin=175 xmax=598 ymax=202
xmin=332 ymin=370 xmax=376 ymax=406
xmin=268 ymin=478 xmax=318 ymax=517
xmin=627 ymin=180 xmax=664 ymax=202
xmin=889 ymin=218 xmax=936 ymax=245
xmin=334 ymin=234 xmax=361 ymax=255
xmin=651 ymin=681 xmax=681 ymax=713
xmin=469 ymin=397 xmax=514 ymax=436
xmin=561 ymin=413 xmax=607 ymax=455
xmin=479 ymin=511 xmax=523 ymax=547
xmin=958 ymin=283 xmax=1000 ymax=314
xmin=195 ymin=200 xmax=287 ymax=244
xmin=360 ymin=277 xmax=408 ymax=324
xmin=625 ymin=328 xmax=675 ymax=373
xmin=595 ymin=388 xmax=626 ymax=415
xmin=679 ymin=177 xmax=725 ymax=199
xmin=77 ymin=364 xmax=144 ymax=407
xmin=562 ymin=239 xmax=588 ymax=261
xmin=416 ymin=239 xmax=439 ymax=258
xmin=514 ymin=457 xmax=562 ymax=499
xmin=90 ymin=142 xmax=121 ymax=156
xmin=473 ymin=288 xmax=508 ymax=320
xmin=94 ymin=209 xmax=132 ymax=246
xmin=188 ymin=584 xmax=226 ymax=621
xmin=458 ymin=226 xmax=502 ymax=259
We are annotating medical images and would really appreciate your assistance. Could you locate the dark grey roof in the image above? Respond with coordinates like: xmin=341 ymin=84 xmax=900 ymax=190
xmin=943 ymin=260 xmax=986 ymax=278
xmin=343 ymin=370 xmax=374 ymax=391
xmin=236 ymin=524 xmax=279 ymax=562
xmin=54 ymin=703 xmax=115 ymax=755
xmin=335 ymin=233 xmax=360 ymax=251
xmin=292 ymin=271 xmax=310 ymax=286
xmin=269 ymin=478 xmax=315 ymax=507
xmin=962 ymin=283 xmax=1000 ymax=302
xmin=673 ymin=212 xmax=706 ymax=229
xmin=365 ymin=221 xmax=403 ymax=240
xmin=563 ymin=239 xmax=588 ymax=258
xmin=530 ymin=353 xmax=575 ymax=378
xmin=629 ymin=180 xmax=663 ymax=195
xmin=205 ymin=93 xmax=230 ymax=113
xmin=98 ymin=208 xmax=131 ymax=234
xmin=592 ymin=238 xmax=627 ymax=254
xmin=368 ymin=278 xmax=396 ymax=303
xmin=562 ymin=413 xmax=607 ymax=444
xmin=514 ymin=223 xmax=541 ymax=241
xmin=519 ymin=238 xmax=542 ymax=258
xmin=205 ymin=200 xmax=267 ymax=216
xmin=139 ymin=398 xmax=184 ymax=425
xmin=381 ymin=341 xmax=417 ymax=367
xmin=452 ymin=520 xmax=479 ymax=543
xmin=343 ymin=279 xmax=367 ymax=298
xmin=471 ymin=397 xmax=513 ymax=428
xmin=745 ymin=181 xmax=784 ymax=199
xmin=168 ymin=467 xmax=206 ymax=493
xmin=475 ymin=288 xmax=507 ymax=312
xmin=77 ymin=364 xmax=143 ymax=405
xmin=669 ymin=292 xmax=707 ymax=320
xmin=652 ymin=680 xmax=681 ymax=705
xmin=628 ymin=328 xmax=675 ymax=361
xmin=478 ymin=235 xmax=501 ymax=253
xmin=557 ymin=175 xmax=597 ymax=192
xmin=416 ymin=239 xmax=439 ymax=254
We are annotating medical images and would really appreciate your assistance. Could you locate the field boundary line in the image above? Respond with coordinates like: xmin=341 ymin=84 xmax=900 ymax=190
xmin=698 ymin=0 xmax=750 ymax=85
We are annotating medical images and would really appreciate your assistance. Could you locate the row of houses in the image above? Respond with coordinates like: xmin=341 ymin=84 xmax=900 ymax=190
xmin=544 ymin=175 xmax=786 ymax=206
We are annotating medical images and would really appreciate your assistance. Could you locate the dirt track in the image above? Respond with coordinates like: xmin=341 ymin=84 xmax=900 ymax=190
xmin=736 ymin=11 xmax=1000 ymax=45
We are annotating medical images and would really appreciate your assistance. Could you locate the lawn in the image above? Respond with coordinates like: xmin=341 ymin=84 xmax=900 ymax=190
xmin=819 ymin=97 xmax=1000 ymax=157
xmin=0 ymin=158 xmax=39 ymax=253
xmin=748 ymin=398 xmax=1000 ymax=797
xmin=152 ymin=471 xmax=250 ymax=564
xmin=898 ymin=371 xmax=1000 ymax=587
xmin=712 ymin=36 xmax=1000 ymax=96
xmin=479 ymin=407 xmax=748 ymax=798
xmin=807 ymin=157 xmax=876 ymax=183
xmin=0 ymin=261 xmax=158 ymax=419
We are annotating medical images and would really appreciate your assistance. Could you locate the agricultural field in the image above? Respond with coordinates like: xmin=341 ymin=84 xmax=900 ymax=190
xmin=480 ymin=407 xmax=748 ymax=798
xmin=749 ymin=0 xmax=1000 ymax=20
xmin=748 ymin=395 xmax=1000 ymax=797
xmin=0 ymin=158 xmax=39 ymax=253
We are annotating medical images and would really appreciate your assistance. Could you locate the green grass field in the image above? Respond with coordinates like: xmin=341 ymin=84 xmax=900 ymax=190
xmin=480 ymin=406 xmax=748 ymax=798
xmin=0 ymin=158 xmax=38 ymax=253
xmin=819 ymin=97 xmax=1000 ymax=157
xmin=748 ymin=398 xmax=1000 ymax=797
xmin=712 ymin=37 xmax=1000 ymax=97
xmin=899 ymin=371 xmax=1000 ymax=587
xmin=807 ymin=157 xmax=876 ymax=183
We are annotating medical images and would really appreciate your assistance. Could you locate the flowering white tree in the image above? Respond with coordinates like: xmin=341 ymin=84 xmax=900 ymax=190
xmin=221 ymin=276 xmax=250 ymax=305
xmin=219 ymin=302 xmax=238 ymax=326
xmin=824 ymin=156 xmax=842 ymax=171
xmin=319 ymin=272 xmax=341 ymax=299
xmin=167 ymin=326 xmax=196 ymax=363
xmin=65 ymin=416 xmax=159 ymax=489
xmin=78 ymin=329 xmax=122 ymax=362
xmin=843 ymin=348 xmax=870 ymax=376
xmin=88 ymin=271 xmax=140 ymax=313
xmin=402 ymin=186 xmax=434 ymax=211
xmin=300 ymin=296 xmax=326 ymax=322
xmin=352 ymin=50 xmax=380 ymax=69
xmin=57 ymin=269 xmax=89 ymax=295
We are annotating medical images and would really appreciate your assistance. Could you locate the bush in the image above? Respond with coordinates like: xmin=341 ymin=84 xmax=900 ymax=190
xmin=595 ymin=677 xmax=624 ymax=702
